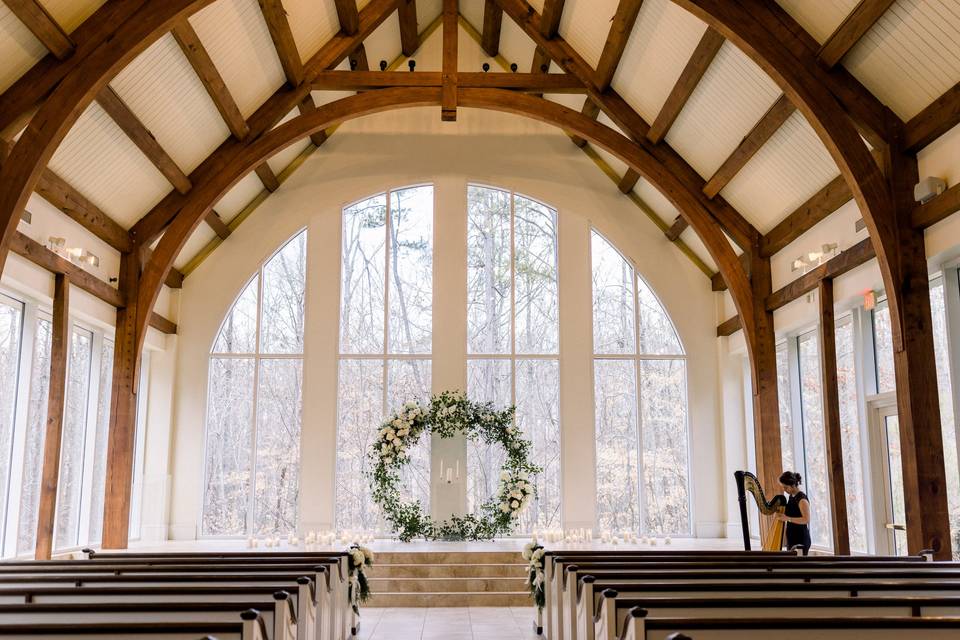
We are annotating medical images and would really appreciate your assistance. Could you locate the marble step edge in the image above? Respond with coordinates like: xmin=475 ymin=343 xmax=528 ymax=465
xmin=367 ymin=578 xmax=528 ymax=592
xmin=363 ymin=592 xmax=532 ymax=607
xmin=370 ymin=552 xmax=524 ymax=563
xmin=368 ymin=566 xmax=527 ymax=578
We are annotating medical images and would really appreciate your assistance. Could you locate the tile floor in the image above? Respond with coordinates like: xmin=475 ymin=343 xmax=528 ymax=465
xmin=356 ymin=607 xmax=540 ymax=639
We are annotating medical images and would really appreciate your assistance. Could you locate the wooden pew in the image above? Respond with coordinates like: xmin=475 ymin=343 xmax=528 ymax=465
xmin=0 ymin=599 xmax=294 ymax=640
xmin=592 ymin=590 xmax=960 ymax=640
xmin=0 ymin=569 xmax=326 ymax=640
xmin=618 ymin=608 xmax=960 ymax=640
xmin=0 ymin=608 xmax=269 ymax=639
xmin=562 ymin=564 xmax=960 ymax=640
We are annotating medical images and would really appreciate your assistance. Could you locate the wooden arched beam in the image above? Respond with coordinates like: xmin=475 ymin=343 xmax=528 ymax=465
xmin=0 ymin=0 xmax=213 ymax=277
xmin=674 ymin=0 xmax=950 ymax=557
xmin=136 ymin=88 xmax=756 ymax=358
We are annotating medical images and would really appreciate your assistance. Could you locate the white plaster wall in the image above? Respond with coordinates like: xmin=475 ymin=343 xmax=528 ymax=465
xmin=167 ymin=107 xmax=723 ymax=540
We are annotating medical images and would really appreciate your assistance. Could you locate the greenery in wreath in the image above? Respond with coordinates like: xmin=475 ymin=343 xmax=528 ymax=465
xmin=368 ymin=390 xmax=542 ymax=541
xmin=347 ymin=543 xmax=374 ymax=614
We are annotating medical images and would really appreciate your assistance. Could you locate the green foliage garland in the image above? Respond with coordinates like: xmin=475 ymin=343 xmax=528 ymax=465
xmin=368 ymin=390 xmax=542 ymax=541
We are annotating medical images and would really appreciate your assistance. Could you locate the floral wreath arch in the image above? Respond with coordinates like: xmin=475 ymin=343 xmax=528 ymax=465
xmin=368 ymin=391 xmax=541 ymax=541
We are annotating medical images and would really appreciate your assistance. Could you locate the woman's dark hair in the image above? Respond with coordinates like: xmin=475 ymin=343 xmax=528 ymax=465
xmin=779 ymin=471 xmax=803 ymax=487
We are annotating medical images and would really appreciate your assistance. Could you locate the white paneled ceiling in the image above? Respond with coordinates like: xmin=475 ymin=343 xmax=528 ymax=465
xmin=38 ymin=0 xmax=105 ymax=33
xmin=48 ymin=102 xmax=172 ymax=228
xmin=174 ymin=224 xmax=217 ymax=270
xmin=214 ymin=173 xmax=265 ymax=224
xmin=613 ymin=0 xmax=707 ymax=124
xmin=189 ymin=0 xmax=286 ymax=118
xmin=774 ymin=0 xmax=859 ymax=44
xmin=110 ymin=33 xmax=231 ymax=175
xmin=557 ymin=0 xmax=619 ymax=71
xmin=0 ymin=5 xmax=46 ymax=93
xmin=721 ymin=111 xmax=840 ymax=234
xmin=666 ymin=40 xmax=782 ymax=180
xmin=284 ymin=0 xmax=340 ymax=63
xmin=844 ymin=0 xmax=960 ymax=119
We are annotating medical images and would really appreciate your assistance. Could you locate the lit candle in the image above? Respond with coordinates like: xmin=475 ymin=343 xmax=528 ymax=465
xmin=446 ymin=467 xmax=453 ymax=482
xmin=439 ymin=459 xmax=444 ymax=477
xmin=455 ymin=460 xmax=460 ymax=479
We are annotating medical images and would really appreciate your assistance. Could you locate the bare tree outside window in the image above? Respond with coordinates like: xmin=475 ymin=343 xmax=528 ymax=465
xmin=592 ymin=232 xmax=690 ymax=536
xmin=55 ymin=327 xmax=93 ymax=550
xmin=202 ymin=230 xmax=306 ymax=536
xmin=836 ymin=317 xmax=868 ymax=552
xmin=466 ymin=185 xmax=561 ymax=532
xmin=776 ymin=342 xmax=795 ymax=472
xmin=798 ymin=331 xmax=833 ymax=550
xmin=17 ymin=317 xmax=51 ymax=554
xmin=0 ymin=299 xmax=22 ymax=546
xmin=337 ymin=186 xmax=433 ymax=534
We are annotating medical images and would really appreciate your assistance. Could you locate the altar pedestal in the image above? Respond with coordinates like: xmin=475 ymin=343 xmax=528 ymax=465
xmin=430 ymin=431 xmax=466 ymax=521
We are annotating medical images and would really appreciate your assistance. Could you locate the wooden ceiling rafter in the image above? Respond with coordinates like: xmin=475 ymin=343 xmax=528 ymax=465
xmin=494 ymin=0 xmax=759 ymax=253
xmin=94 ymin=86 xmax=193 ymax=195
xmin=817 ymin=0 xmax=896 ymax=69
xmin=904 ymin=82 xmax=960 ymax=154
xmin=4 ymin=0 xmax=74 ymax=60
xmin=258 ymin=0 xmax=304 ymax=86
xmin=441 ymin=0 xmax=458 ymax=121
xmin=530 ymin=0 xmax=565 ymax=75
xmin=310 ymin=70 xmax=586 ymax=92
xmin=702 ymin=94 xmax=796 ymax=199
xmin=480 ymin=0 xmax=503 ymax=56
xmin=333 ymin=0 xmax=361 ymax=36
xmin=646 ymin=26 xmax=724 ymax=144
xmin=398 ymin=0 xmax=418 ymax=56
xmin=129 ymin=0 xmax=405 ymax=248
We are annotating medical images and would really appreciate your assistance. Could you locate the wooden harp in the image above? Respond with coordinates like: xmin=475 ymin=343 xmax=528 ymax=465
xmin=735 ymin=470 xmax=787 ymax=551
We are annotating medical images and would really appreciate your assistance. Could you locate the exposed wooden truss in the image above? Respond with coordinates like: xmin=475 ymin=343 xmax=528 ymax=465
xmin=703 ymin=95 xmax=796 ymax=198
xmin=10 ymin=232 xmax=177 ymax=333
xmin=480 ymin=0 xmax=503 ymax=56
xmin=333 ymin=0 xmax=361 ymax=36
xmin=647 ymin=27 xmax=724 ymax=144
xmin=311 ymin=70 xmax=586 ymax=92
xmin=95 ymin=86 xmax=192 ymax=195
xmin=258 ymin=0 xmax=304 ymax=86
xmin=35 ymin=169 xmax=132 ymax=253
xmin=818 ymin=0 xmax=895 ymax=69
xmin=4 ymin=0 xmax=74 ymax=60
xmin=442 ymin=0 xmax=458 ymax=121
xmin=530 ymin=0 xmax=564 ymax=74
xmin=913 ymin=181 xmax=960 ymax=230
xmin=595 ymin=0 xmax=644 ymax=92
xmin=398 ymin=0 xmax=419 ymax=56
xmin=0 ymin=0 xmax=954 ymax=556
xmin=905 ymin=82 xmax=960 ymax=153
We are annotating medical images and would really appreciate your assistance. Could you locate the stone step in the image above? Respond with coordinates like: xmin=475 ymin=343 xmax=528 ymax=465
xmin=367 ymin=563 xmax=527 ymax=578
xmin=368 ymin=577 xmax=528 ymax=592
xmin=364 ymin=591 xmax=532 ymax=607
xmin=371 ymin=551 xmax=524 ymax=564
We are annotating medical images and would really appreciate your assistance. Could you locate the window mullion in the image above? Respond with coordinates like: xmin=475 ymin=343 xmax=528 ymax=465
xmin=632 ymin=266 xmax=645 ymax=537
xmin=1 ymin=299 xmax=32 ymax=557
xmin=247 ymin=272 xmax=265 ymax=537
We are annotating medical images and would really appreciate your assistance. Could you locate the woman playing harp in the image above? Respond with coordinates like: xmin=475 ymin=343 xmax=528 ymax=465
xmin=734 ymin=470 xmax=788 ymax=551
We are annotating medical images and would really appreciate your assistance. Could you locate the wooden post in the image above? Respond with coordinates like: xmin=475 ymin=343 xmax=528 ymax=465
xmin=35 ymin=273 xmax=69 ymax=560
xmin=818 ymin=278 xmax=850 ymax=554
xmin=748 ymin=251 xmax=783 ymax=532
xmin=885 ymin=140 xmax=953 ymax=559
xmin=441 ymin=0 xmax=457 ymax=122
xmin=101 ymin=252 xmax=141 ymax=549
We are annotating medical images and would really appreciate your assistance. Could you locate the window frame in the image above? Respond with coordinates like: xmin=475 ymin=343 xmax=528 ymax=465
xmin=590 ymin=229 xmax=692 ymax=537
xmin=200 ymin=229 xmax=308 ymax=538
xmin=465 ymin=183 xmax=562 ymax=532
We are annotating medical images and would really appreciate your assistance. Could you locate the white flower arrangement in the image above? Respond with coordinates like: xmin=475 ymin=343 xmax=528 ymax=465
xmin=368 ymin=390 xmax=541 ymax=541
xmin=523 ymin=539 xmax=547 ymax=610
xmin=347 ymin=543 xmax=374 ymax=614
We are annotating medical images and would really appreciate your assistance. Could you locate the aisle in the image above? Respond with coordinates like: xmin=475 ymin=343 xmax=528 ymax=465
xmin=358 ymin=607 xmax=539 ymax=640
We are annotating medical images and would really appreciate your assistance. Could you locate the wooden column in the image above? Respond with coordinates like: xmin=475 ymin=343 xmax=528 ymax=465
xmin=818 ymin=278 xmax=851 ymax=554
xmin=747 ymin=252 xmax=783 ymax=519
xmin=35 ymin=273 xmax=69 ymax=560
xmin=886 ymin=140 xmax=953 ymax=559
xmin=441 ymin=0 xmax=457 ymax=121
xmin=101 ymin=252 xmax=141 ymax=549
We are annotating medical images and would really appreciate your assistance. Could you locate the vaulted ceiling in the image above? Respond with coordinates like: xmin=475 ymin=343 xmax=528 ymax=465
xmin=1 ymin=0 xmax=959 ymax=293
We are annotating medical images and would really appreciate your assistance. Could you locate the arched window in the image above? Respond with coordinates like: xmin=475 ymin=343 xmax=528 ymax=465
xmin=336 ymin=186 xmax=434 ymax=533
xmin=466 ymin=185 xmax=561 ymax=531
xmin=202 ymin=230 xmax=306 ymax=536
xmin=591 ymin=231 xmax=691 ymax=536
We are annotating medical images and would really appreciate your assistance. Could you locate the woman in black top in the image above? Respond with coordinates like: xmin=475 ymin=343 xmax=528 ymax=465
xmin=774 ymin=471 xmax=811 ymax=555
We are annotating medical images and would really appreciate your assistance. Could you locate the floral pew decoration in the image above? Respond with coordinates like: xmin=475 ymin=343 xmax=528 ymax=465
xmin=347 ymin=544 xmax=374 ymax=616
xmin=524 ymin=538 xmax=547 ymax=634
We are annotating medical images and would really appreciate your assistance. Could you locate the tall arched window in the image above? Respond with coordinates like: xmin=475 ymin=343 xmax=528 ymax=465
xmin=591 ymin=231 xmax=691 ymax=536
xmin=336 ymin=186 xmax=434 ymax=533
xmin=466 ymin=185 xmax=561 ymax=531
xmin=202 ymin=230 xmax=306 ymax=536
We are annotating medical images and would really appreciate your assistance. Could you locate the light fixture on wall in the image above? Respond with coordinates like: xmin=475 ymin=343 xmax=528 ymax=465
xmin=47 ymin=236 xmax=99 ymax=268
xmin=792 ymin=243 xmax=840 ymax=273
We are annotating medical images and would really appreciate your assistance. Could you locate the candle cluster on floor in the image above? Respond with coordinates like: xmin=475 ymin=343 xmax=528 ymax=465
xmin=533 ymin=528 xmax=672 ymax=546
xmin=245 ymin=530 xmax=376 ymax=549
